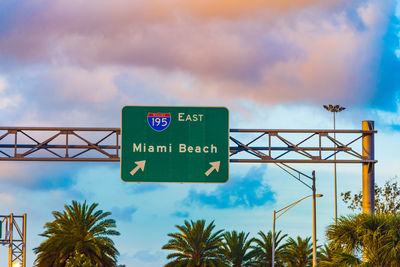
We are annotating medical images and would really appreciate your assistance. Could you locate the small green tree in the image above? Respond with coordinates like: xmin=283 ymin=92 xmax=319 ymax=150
xmin=251 ymin=230 xmax=287 ymax=267
xmin=34 ymin=200 xmax=120 ymax=267
xmin=341 ymin=177 xmax=400 ymax=214
xmin=219 ymin=231 xmax=255 ymax=266
xmin=162 ymin=219 xmax=227 ymax=267
xmin=280 ymin=236 xmax=313 ymax=267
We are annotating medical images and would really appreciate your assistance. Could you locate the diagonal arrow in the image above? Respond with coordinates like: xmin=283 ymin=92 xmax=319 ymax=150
xmin=205 ymin=161 xmax=220 ymax=176
xmin=130 ymin=160 xmax=146 ymax=176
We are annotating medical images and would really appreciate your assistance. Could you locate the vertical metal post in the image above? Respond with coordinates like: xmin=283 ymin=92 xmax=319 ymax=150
xmin=23 ymin=214 xmax=26 ymax=267
xmin=66 ymin=133 xmax=69 ymax=158
xmin=333 ymin=112 xmax=337 ymax=225
xmin=312 ymin=171 xmax=317 ymax=267
xmin=8 ymin=213 xmax=13 ymax=267
xmin=14 ymin=132 xmax=17 ymax=157
xmin=272 ymin=211 xmax=276 ymax=267
xmin=362 ymin=121 xmax=375 ymax=214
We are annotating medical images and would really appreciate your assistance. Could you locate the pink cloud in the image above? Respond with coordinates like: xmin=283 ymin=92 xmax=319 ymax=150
xmin=0 ymin=0 xmax=394 ymax=105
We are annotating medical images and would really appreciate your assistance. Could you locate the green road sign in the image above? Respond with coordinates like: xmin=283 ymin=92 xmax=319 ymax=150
xmin=121 ymin=106 xmax=229 ymax=183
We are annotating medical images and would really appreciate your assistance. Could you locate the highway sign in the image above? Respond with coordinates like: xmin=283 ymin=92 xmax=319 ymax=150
xmin=121 ymin=106 xmax=229 ymax=183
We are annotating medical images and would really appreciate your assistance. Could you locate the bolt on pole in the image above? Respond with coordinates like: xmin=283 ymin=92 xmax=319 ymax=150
xmin=362 ymin=121 xmax=375 ymax=214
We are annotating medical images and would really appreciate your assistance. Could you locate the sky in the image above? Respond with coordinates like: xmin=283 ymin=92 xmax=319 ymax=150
xmin=0 ymin=0 xmax=399 ymax=266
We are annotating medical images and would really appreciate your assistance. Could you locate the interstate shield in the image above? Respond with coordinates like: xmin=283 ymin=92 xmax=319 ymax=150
xmin=147 ymin=113 xmax=171 ymax=131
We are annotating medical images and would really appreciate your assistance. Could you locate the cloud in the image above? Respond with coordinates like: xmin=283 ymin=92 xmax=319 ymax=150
xmin=370 ymin=14 xmax=400 ymax=110
xmin=0 ymin=74 xmax=22 ymax=110
xmin=0 ymin=162 xmax=78 ymax=191
xmin=0 ymin=0 xmax=398 ymax=109
xmin=172 ymin=211 xmax=189 ymax=218
xmin=128 ymin=183 xmax=167 ymax=194
xmin=0 ymin=75 xmax=5 ymax=92
xmin=0 ymin=192 xmax=14 ymax=204
xmin=111 ymin=205 xmax=137 ymax=222
xmin=48 ymin=67 xmax=119 ymax=104
xmin=0 ymin=94 xmax=21 ymax=110
xmin=183 ymin=166 xmax=275 ymax=209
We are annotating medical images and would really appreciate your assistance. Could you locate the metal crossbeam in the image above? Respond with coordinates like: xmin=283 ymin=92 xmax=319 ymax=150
xmin=230 ymin=129 xmax=377 ymax=164
xmin=0 ymin=127 xmax=120 ymax=161
xmin=0 ymin=127 xmax=376 ymax=163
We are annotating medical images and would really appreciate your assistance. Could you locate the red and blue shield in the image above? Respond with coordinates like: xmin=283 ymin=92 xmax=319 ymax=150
xmin=147 ymin=113 xmax=171 ymax=131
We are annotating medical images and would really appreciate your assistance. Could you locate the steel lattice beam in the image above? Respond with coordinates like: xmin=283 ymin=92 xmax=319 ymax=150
xmin=0 ymin=127 xmax=376 ymax=163
xmin=0 ymin=127 xmax=120 ymax=162
xmin=229 ymin=128 xmax=377 ymax=164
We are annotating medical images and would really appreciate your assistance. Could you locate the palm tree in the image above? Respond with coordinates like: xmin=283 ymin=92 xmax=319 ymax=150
xmin=318 ymin=243 xmax=348 ymax=267
xmin=34 ymin=200 xmax=120 ymax=267
xmin=280 ymin=236 xmax=313 ymax=267
xmin=219 ymin=231 xmax=255 ymax=266
xmin=326 ymin=213 xmax=400 ymax=266
xmin=251 ymin=230 xmax=287 ymax=266
xmin=162 ymin=219 xmax=227 ymax=267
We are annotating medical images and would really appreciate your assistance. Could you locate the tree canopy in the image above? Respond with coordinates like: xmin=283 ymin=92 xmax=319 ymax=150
xmin=341 ymin=177 xmax=400 ymax=214
xmin=34 ymin=200 xmax=120 ymax=267
xmin=162 ymin=219 xmax=227 ymax=267
xmin=326 ymin=213 xmax=400 ymax=266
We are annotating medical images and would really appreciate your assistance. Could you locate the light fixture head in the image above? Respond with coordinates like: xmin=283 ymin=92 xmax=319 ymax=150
xmin=323 ymin=104 xmax=346 ymax=113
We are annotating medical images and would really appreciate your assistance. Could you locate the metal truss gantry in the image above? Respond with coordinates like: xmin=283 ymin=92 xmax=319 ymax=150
xmin=0 ymin=214 xmax=27 ymax=267
xmin=0 ymin=122 xmax=376 ymax=211
xmin=0 ymin=125 xmax=376 ymax=164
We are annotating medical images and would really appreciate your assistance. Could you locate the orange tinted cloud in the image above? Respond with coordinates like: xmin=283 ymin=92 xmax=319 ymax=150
xmin=0 ymin=0 xmax=393 ymax=105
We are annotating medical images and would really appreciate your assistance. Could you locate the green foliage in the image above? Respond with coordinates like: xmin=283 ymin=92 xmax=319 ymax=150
xmin=280 ymin=236 xmax=313 ymax=267
xmin=162 ymin=219 xmax=227 ymax=267
xmin=219 ymin=231 xmax=255 ymax=266
xmin=251 ymin=230 xmax=287 ymax=267
xmin=161 ymin=217 xmax=400 ymax=266
xmin=65 ymin=251 xmax=98 ymax=267
xmin=33 ymin=200 xmax=120 ymax=267
xmin=341 ymin=177 xmax=400 ymax=214
xmin=326 ymin=213 xmax=400 ymax=266
xmin=318 ymin=243 xmax=349 ymax=267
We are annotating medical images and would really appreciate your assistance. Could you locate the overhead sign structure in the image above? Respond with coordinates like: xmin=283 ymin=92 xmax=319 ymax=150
xmin=121 ymin=106 xmax=229 ymax=183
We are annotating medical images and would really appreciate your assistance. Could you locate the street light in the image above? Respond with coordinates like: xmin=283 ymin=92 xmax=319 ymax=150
xmin=272 ymin=188 xmax=323 ymax=266
xmin=323 ymin=104 xmax=345 ymax=225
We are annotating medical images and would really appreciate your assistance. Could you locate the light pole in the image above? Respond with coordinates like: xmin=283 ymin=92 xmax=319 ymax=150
xmin=272 ymin=175 xmax=323 ymax=267
xmin=323 ymin=104 xmax=345 ymax=225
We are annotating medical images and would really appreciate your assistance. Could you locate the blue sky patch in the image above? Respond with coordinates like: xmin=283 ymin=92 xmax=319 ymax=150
xmin=183 ymin=166 xmax=275 ymax=209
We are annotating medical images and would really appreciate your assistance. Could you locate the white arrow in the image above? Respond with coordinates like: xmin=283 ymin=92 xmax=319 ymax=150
xmin=205 ymin=161 xmax=220 ymax=176
xmin=130 ymin=160 xmax=146 ymax=176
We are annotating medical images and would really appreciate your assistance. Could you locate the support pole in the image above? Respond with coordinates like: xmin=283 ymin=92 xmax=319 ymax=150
xmin=312 ymin=171 xmax=317 ymax=267
xmin=272 ymin=211 xmax=276 ymax=267
xmin=333 ymin=112 xmax=337 ymax=225
xmin=362 ymin=121 xmax=375 ymax=214
xmin=23 ymin=214 xmax=26 ymax=267
xmin=8 ymin=213 xmax=13 ymax=267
